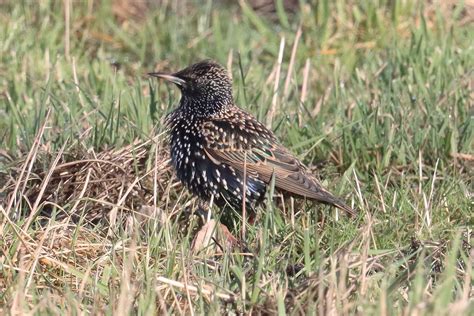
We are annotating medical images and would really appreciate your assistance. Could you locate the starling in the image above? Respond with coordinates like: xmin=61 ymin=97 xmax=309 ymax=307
xmin=149 ymin=60 xmax=356 ymax=220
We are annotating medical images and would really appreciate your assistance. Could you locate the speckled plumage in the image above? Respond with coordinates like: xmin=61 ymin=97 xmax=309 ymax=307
xmin=149 ymin=60 xmax=355 ymax=217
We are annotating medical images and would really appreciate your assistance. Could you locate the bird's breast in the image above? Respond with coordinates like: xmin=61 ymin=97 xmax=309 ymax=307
xmin=168 ymin=115 xmax=266 ymax=210
xmin=169 ymin=117 xmax=211 ymax=196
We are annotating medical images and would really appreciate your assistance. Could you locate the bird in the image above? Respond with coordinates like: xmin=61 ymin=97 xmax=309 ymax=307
xmin=149 ymin=60 xmax=356 ymax=228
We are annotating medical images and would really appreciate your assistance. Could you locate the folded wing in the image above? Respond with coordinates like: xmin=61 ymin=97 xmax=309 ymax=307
xmin=202 ymin=108 xmax=356 ymax=216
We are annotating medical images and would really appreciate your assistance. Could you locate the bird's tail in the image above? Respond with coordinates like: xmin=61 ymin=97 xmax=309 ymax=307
xmin=312 ymin=187 xmax=357 ymax=217
xmin=332 ymin=199 xmax=357 ymax=217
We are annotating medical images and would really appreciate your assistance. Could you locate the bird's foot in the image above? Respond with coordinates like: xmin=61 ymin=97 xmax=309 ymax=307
xmin=191 ymin=219 xmax=247 ymax=255
xmin=215 ymin=222 xmax=246 ymax=250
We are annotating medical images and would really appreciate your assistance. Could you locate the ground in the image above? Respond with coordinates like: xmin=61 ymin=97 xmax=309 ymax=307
xmin=0 ymin=1 xmax=473 ymax=314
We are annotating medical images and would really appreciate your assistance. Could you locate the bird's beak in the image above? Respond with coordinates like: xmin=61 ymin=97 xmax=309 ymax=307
xmin=148 ymin=72 xmax=186 ymax=87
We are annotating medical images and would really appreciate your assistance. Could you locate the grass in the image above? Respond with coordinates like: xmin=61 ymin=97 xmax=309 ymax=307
xmin=0 ymin=0 xmax=473 ymax=314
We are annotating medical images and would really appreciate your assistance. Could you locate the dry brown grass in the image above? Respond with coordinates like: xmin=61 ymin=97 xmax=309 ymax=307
xmin=0 ymin=108 xmax=181 ymax=228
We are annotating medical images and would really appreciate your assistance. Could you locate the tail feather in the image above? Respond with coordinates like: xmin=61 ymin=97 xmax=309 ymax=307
xmin=304 ymin=184 xmax=357 ymax=217
xmin=332 ymin=199 xmax=357 ymax=217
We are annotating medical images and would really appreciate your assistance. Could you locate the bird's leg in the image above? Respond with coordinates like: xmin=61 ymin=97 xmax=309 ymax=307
xmin=192 ymin=199 xmax=245 ymax=253
xmin=194 ymin=197 xmax=214 ymax=222
xmin=194 ymin=200 xmax=212 ymax=224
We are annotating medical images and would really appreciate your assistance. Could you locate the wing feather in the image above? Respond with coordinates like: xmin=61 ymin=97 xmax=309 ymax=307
xmin=202 ymin=108 xmax=356 ymax=216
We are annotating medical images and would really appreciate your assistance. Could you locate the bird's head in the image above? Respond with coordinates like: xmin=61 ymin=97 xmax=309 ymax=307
xmin=149 ymin=60 xmax=233 ymax=115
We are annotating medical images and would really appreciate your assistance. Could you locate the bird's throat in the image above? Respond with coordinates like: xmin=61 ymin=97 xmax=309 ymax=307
xmin=180 ymin=94 xmax=232 ymax=117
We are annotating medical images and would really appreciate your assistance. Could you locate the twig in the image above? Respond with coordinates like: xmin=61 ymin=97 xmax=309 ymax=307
xmin=283 ymin=26 xmax=302 ymax=99
xmin=266 ymin=37 xmax=285 ymax=128
xmin=156 ymin=276 xmax=234 ymax=301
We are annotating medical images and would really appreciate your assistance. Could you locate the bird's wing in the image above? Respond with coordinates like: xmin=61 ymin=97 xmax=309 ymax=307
xmin=202 ymin=108 xmax=355 ymax=216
